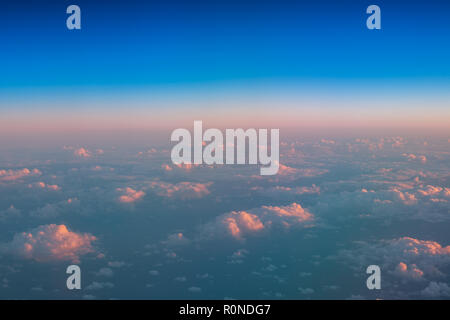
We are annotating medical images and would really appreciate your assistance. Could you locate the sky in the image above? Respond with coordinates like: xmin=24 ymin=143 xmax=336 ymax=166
xmin=0 ymin=0 xmax=449 ymax=300
xmin=0 ymin=0 xmax=449 ymax=134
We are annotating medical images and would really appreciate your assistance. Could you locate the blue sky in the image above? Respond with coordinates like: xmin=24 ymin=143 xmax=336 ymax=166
xmin=1 ymin=0 xmax=450 ymax=89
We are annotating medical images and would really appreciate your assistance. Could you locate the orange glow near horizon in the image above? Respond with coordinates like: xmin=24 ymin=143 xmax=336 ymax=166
xmin=1 ymin=103 xmax=449 ymax=135
xmin=1 ymin=87 xmax=449 ymax=138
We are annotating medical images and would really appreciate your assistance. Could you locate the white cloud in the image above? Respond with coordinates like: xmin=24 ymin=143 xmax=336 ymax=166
xmin=85 ymin=282 xmax=114 ymax=290
xmin=108 ymin=261 xmax=126 ymax=268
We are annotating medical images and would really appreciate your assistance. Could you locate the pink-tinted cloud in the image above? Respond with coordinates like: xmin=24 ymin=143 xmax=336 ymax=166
xmin=260 ymin=185 xmax=320 ymax=197
xmin=421 ymin=281 xmax=450 ymax=297
xmin=163 ymin=233 xmax=191 ymax=247
xmin=162 ymin=163 xmax=199 ymax=172
xmin=312 ymin=177 xmax=450 ymax=222
xmin=339 ymin=237 xmax=450 ymax=282
xmin=417 ymin=185 xmax=447 ymax=197
xmin=202 ymin=202 xmax=314 ymax=240
xmin=260 ymin=203 xmax=314 ymax=221
xmin=224 ymin=211 xmax=264 ymax=238
xmin=270 ymin=163 xmax=328 ymax=181
xmin=398 ymin=237 xmax=450 ymax=256
xmin=320 ymin=138 xmax=336 ymax=145
xmin=390 ymin=187 xmax=418 ymax=205
xmin=29 ymin=182 xmax=60 ymax=191
xmin=2 ymin=224 xmax=97 ymax=263
xmin=394 ymin=262 xmax=424 ymax=280
xmin=402 ymin=153 xmax=427 ymax=164
xmin=117 ymin=187 xmax=146 ymax=203
xmin=0 ymin=168 xmax=41 ymax=182
xmin=149 ymin=181 xmax=211 ymax=199
xmin=277 ymin=163 xmax=298 ymax=176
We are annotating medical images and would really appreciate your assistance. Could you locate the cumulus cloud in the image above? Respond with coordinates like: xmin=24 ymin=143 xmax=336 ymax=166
xmin=260 ymin=185 xmax=320 ymax=197
xmin=0 ymin=205 xmax=21 ymax=221
xmin=335 ymin=236 xmax=450 ymax=298
xmin=95 ymin=267 xmax=114 ymax=277
xmin=390 ymin=187 xmax=418 ymax=205
xmin=163 ymin=233 xmax=191 ymax=247
xmin=352 ymin=136 xmax=406 ymax=151
xmin=339 ymin=237 xmax=450 ymax=282
xmin=0 ymin=168 xmax=41 ymax=182
xmin=28 ymin=181 xmax=61 ymax=191
xmin=1 ymin=224 xmax=97 ymax=263
xmin=402 ymin=153 xmax=427 ymax=164
xmin=46 ymin=184 xmax=60 ymax=191
xmin=149 ymin=181 xmax=211 ymax=200
xmin=28 ymin=182 xmax=60 ymax=191
xmin=117 ymin=187 xmax=146 ymax=203
xmin=417 ymin=185 xmax=449 ymax=197
xmin=276 ymin=164 xmax=327 ymax=179
xmin=312 ymin=181 xmax=450 ymax=223
xmin=162 ymin=163 xmax=199 ymax=172
xmin=74 ymin=147 xmax=92 ymax=158
xmin=393 ymin=262 xmax=424 ymax=280
xmin=377 ymin=184 xmax=449 ymax=221
xmin=201 ymin=203 xmax=314 ymax=240
xmin=421 ymin=281 xmax=450 ymax=298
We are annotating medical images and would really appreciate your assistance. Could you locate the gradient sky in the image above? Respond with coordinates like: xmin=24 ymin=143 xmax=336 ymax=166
xmin=1 ymin=0 xmax=449 ymax=133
